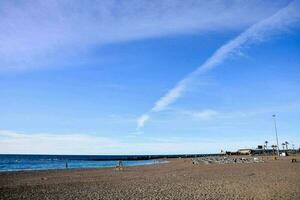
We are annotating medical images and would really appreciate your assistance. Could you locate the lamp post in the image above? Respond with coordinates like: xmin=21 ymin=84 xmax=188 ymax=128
xmin=272 ymin=114 xmax=280 ymax=156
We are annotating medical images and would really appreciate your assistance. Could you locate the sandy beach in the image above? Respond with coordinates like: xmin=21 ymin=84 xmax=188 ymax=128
xmin=0 ymin=156 xmax=299 ymax=200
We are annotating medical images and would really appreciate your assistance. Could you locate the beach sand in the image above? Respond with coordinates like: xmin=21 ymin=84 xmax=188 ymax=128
xmin=0 ymin=156 xmax=299 ymax=200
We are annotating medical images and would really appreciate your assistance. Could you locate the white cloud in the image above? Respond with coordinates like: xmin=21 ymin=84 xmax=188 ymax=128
xmin=0 ymin=0 xmax=286 ymax=70
xmin=0 ymin=130 xmax=219 ymax=154
xmin=176 ymin=102 xmax=300 ymax=121
xmin=137 ymin=1 xmax=300 ymax=128
xmin=0 ymin=130 xmax=122 ymax=155
xmin=152 ymin=82 xmax=185 ymax=112
xmin=137 ymin=114 xmax=150 ymax=129
xmin=192 ymin=110 xmax=220 ymax=120
xmin=0 ymin=130 xmax=270 ymax=154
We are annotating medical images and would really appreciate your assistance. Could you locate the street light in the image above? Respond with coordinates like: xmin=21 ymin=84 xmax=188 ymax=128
xmin=272 ymin=114 xmax=280 ymax=156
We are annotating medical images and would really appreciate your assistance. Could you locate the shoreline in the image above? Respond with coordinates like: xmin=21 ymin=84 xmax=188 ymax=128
xmin=0 ymin=159 xmax=168 ymax=174
xmin=0 ymin=159 xmax=169 ymax=174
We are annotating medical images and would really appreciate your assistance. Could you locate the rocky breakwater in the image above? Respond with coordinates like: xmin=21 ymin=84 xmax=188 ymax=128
xmin=192 ymin=156 xmax=264 ymax=165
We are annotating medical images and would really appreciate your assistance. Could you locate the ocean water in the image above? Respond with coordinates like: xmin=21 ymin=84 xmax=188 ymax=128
xmin=0 ymin=154 xmax=161 ymax=172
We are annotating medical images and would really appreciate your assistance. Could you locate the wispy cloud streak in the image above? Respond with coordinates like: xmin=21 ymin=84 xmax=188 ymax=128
xmin=0 ymin=0 xmax=286 ymax=70
xmin=137 ymin=1 xmax=300 ymax=129
xmin=177 ymin=102 xmax=300 ymax=121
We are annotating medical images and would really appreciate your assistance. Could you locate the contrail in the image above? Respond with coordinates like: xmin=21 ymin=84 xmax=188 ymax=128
xmin=137 ymin=1 xmax=300 ymax=129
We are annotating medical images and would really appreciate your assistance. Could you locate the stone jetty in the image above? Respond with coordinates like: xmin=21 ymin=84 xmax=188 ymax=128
xmin=192 ymin=156 xmax=264 ymax=165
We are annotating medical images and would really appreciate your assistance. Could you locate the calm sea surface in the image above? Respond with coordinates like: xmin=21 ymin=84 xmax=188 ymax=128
xmin=0 ymin=154 xmax=161 ymax=172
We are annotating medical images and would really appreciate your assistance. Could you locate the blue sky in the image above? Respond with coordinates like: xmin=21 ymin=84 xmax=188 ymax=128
xmin=0 ymin=0 xmax=299 ymax=154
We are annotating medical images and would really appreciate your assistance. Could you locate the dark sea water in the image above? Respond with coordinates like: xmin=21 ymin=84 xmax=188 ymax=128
xmin=0 ymin=154 xmax=161 ymax=172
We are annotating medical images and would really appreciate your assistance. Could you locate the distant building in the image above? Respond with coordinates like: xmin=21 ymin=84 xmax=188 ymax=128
xmin=237 ymin=148 xmax=280 ymax=155
xmin=257 ymin=145 xmax=263 ymax=149
xmin=237 ymin=149 xmax=252 ymax=155
xmin=225 ymin=151 xmax=239 ymax=155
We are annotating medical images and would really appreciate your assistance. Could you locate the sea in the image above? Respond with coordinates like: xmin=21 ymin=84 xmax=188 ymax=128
xmin=0 ymin=154 xmax=162 ymax=172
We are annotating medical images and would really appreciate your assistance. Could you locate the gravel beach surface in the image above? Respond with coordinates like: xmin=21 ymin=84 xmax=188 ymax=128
xmin=0 ymin=156 xmax=299 ymax=200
